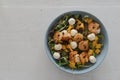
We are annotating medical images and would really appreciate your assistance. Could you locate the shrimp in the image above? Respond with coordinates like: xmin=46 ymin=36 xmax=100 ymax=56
xmin=78 ymin=40 xmax=89 ymax=51
xmin=88 ymin=22 xmax=100 ymax=34
xmin=53 ymin=31 xmax=62 ymax=43
xmin=73 ymin=33 xmax=83 ymax=42
xmin=79 ymin=52 xmax=89 ymax=65
xmin=69 ymin=51 xmax=77 ymax=62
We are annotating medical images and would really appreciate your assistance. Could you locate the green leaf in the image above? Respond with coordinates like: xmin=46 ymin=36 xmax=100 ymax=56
xmin=55 ymin=24 xmax=63 ymax=31
xmin=58 ymin=25 xmax=67 ymax=31
xmin=63 ymin=15 xmax=69 ymax=20
xmin=89 ymin=41 xmax=93 ymax=49
xmin=77 ymin=64 xmax=91 ymax=68
xmin=98 ymin=34 xmax=104 ymax=40
xmin=75 ymin=14 xmax=79 ymax=19
xmin=92 ymin=52 xmax=96 ymax=56
xmin=61 ymin=51 xmax=68 ymax=57
xmin=58 ymin=57 xmax=68 ymax=66
xmin=97 ymin=34 xmax=104 ymax=43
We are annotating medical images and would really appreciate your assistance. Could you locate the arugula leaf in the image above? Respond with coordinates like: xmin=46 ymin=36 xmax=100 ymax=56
xmin=98 ymin=34 xmax=104 ymax=40
xmin=61 ymin=51 xmax=68 ymax=57
xmin=74 ymin=14 xmax=79 ymax=19
xmin=89 ymin=41 xmax=93 ymax=49
xmin=77 ymin=64 xmax=91 ymax=69
xmin=97 ymin=34 xmax=104 ymax=43
xmin=58 ymin=57 xmax=68 ymax=66
xmin=55 ymin=24 xmax=63 ymax=31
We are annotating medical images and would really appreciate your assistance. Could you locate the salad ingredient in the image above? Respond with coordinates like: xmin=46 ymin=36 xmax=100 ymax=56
xmin=70 ymin=41 xmax=77 ymax=49
xmin=69 ymin=51 xmax=77 ymax=62
xmin=75 ymin=54 xmax=81 ymax=63
xmin=96 ymin=28 xmax=101 ymax=34
xmin=95 ymin=49 xmax=100 ymax=54
xmin=87 ymin=33 xmax=96 ymax=41
xmin=61 ymin=30 xmax=71 ymax=41
xmin=68 ymin=18 xmax=76 ymax=25
xmin=53 ymin=52 xmax=60 ymax=59
xmin=70 ymin=29 xmax=78 ymax=36
xmin=79 ymin=52 xmax=88 ymax=65
xmin=89 ymin=56 xmax=96 ymax=63
xmin=54 ymin=44 xmax=62 ymax=50
xmin=73 ymin=33 xmax=83 ymax=42
xmin=69 ymin=61 xmax=76 ymax=68
xmin=78 ymin=40 xmax=89 ymax=51
xmin=88 ymin=22 xmax=100 ymax=34
xmin=53 ymin=31 xmax=62 ymax=43
xmin=76 ymin=19 xmax=84 ymax=30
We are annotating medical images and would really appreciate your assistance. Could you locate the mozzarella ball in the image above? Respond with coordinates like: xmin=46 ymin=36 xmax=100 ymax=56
xmin=68 ymin=18 xmax=76 ymax=25
xmin=54 ymin=44 xmax=62 ymax=50
xmin=75 ymin=54 xmax=80 ymax=63
xmin=70 ymin=41 xmax=77 ymax=49
xmin=87 ymin=33 xmax=96 ymax=41
xmin=89 ymin=56 xmax=96 ymax=63
xmin=70 ymin=29 xmax=78 ymax=36
xmin=96 ymin=28 xmax=101 ymax=34
xmin=53 ymin=52 xmax=60 ymax=59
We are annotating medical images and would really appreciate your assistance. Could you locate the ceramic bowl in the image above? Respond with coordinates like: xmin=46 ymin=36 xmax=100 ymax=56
xmin=45 ymin=11 xmax=109 ymax=74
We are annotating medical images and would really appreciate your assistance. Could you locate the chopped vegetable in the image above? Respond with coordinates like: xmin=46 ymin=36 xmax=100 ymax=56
xmin=96 ymin=44 xmax=102 ymax=49
xmin=69 ymin=61 xmax=76 ymax=69
xmin=95 ymin=49 xmax=101 ymax=54
xmin=67 ymin=25 xmax=73 ymax=32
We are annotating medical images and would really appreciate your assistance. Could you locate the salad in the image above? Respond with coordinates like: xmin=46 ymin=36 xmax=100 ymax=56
xmin=47 ymin=13 xmax=104 ymax=69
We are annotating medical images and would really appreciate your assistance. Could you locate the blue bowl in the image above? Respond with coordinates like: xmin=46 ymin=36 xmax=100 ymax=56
xmin=45 ymin=11 xmax=109 ymax=74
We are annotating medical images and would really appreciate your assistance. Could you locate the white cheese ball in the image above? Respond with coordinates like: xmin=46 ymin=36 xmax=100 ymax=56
xmin=87 ymin=33 xmax=96 ymax=41
xmin=96 ymin=28 xmax=101 ymax=34
xmin=70 ymin=41 xmax=77 ymax=49
xmin=75 ymin=54 xmax=80 ymax=63
xmin=54 ymin=44 xmax=62 ymax=50
xmin=70 ymin=29 xmax=78 ymax=36
xmin=68 ymin=18 xmax=76 ymax=25
xmin=53 ymin=52 xmax=60 ymax=59
xmin=89 ymin=56 xmax=96 ymax=63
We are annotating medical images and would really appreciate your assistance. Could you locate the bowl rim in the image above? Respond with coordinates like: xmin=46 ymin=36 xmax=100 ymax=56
xmin=45 ymin=10 xmax=109 ymax=74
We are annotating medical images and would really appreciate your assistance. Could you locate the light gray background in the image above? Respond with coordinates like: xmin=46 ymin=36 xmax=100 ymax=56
xmin=0 ymin=0 xmax=120 ymax=80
